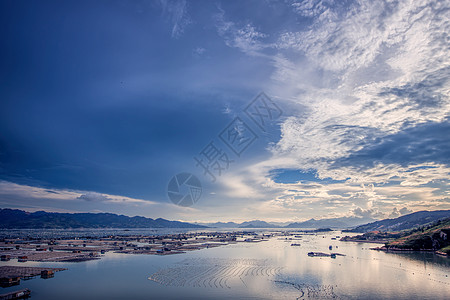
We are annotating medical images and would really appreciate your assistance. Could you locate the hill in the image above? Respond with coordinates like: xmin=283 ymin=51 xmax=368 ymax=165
xmin=199 ymin=222 xmax=240 ymax=228
xmin=201 ymin=217 xmax=373 ymax=229
xmin=239 ymin=220 xmax=280 ymax=228
xmin=285 ymin=216 xmax=375 ymax=229
xmin=347 ymin=210 xmax=450 ymax=232
xmin=384 ymin=218 xmax=450 ymax=254
xmin=0 ymin=208 xmax=206 ymax=229
xmin=200 ymin=220 xmax=280 ymax=228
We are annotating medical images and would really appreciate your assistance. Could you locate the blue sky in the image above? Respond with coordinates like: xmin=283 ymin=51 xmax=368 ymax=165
xmin=0 ymin=0 xmax=449 ymax=222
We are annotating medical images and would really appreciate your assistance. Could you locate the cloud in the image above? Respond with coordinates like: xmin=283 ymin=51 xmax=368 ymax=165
xmin=263 ymin=0 xmax=448 ymax=196
xmin=399 ymin=207 xmax=413 ymax=215
xmin=159 ymin=0 xmax=191 ymax=38
xmin=0 ymin=181 xmax=78 ymax=201
xmin=353 ymin=207 xmax=385 ymax=219
xmin=193 ymin=47 xmax=206 ymax=57
xmin=387 ymin=207 xmax=413 ymax=218
xmin=290 ymin=0 xmax=338 ymax=18
xmin=45 ymin=190 xmax=60 ymax=194
xmin=214 ymin=7 xmax=268 ymax=55
xmin=0 ymin=180 xmax=159 ymax=208
xmin=209 ymin=158 xmax=449 ymax=221
xmin=1 ymin=1 xmax=448 ymax=222
xmin=204 ymin=0 xmax=450 ymax=221
xmin=388 ymin=207 xmax=401 ymax=219
xmin=77 ymin=192 xmax=111 ymax=202
xmin=0 ymin=180 xmax=213 ymax=221
xmin=334 ymin=118 xmax=450 ymax=169
xmin=378 ymin=68 xmax=449 ymax=111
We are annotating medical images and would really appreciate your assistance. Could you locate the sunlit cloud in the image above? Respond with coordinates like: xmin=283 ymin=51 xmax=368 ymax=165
xmin=0 ymin=0 xmax=448 ymax=221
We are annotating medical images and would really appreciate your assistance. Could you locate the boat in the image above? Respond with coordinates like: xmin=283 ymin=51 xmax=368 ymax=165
xmin=307 ymin=252 xmax=330 ymax=257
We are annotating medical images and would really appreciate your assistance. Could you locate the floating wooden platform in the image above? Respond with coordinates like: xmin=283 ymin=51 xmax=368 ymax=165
xmin=0 ymin=288 xmax=31 ymax=300
xmin=307 ymin=252 xmax=346 ymax=257
xmin=0 ymin=266 xmax=66 ymax=280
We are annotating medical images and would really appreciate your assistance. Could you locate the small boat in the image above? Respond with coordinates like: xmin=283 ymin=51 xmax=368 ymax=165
xmin=308 ymin=252 xmax=330 ymax=257
xmin=329 ymin=245 xmax=332 ymax=250
xmin=291 ymin=243 xmax=301 ymax=246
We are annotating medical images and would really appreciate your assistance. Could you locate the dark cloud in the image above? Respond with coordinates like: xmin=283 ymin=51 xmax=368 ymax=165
xmin=334 ymin=118 xmax=450 ymax=169
xmin=45 ymin=190 xmax=60 ymax=194
xmin=77 ymin=192 xmax=111 ymax=202
xmin=378 ymin=67 xmax=449 ymax=110
xmin=0 ymin=0 xmax=276 ymax=204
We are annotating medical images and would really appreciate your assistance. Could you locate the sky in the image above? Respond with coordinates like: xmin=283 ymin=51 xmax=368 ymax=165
xmin=0 ymin=0 xmax=449 ymax=223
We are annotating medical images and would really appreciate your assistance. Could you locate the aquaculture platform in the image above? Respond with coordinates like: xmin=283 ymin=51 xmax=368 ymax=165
xmin=0 ymin=288 xmax=31 ymax=300
xmin=0 ymin=266 xmax=66 ymax=287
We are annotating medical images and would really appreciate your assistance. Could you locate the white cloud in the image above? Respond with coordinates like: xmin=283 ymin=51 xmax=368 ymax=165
xmin=214 ymin=1 xmax=449 ymax=185
xmin=6 ymin=2 xmax=447 ymax=223
xmin=214 ymin=7 xmax=268 ymax=55
xmin=222 ymin=1 xmax=450 ymax=218
xmin=159 ymin=0 xmax=191 ymax=38
xmin=0 ymin=181 xmax=215 ymax=221
xmin=193 ymin=47 xmax=206 ymax=56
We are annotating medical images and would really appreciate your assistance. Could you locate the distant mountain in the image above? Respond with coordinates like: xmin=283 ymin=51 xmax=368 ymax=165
xmin=199 ymin=222 xmax=240 ymax=228
xmin=0 ymin=208 xmax=206 ymax=229
xmin=200 ymin=220 xmax=280 ymax=228
xmin=348 ymin=210 xmax=450 ymax=232
xmin=238 ymin=220 xmax=280 ymax=228
xmin=203 ymin=217 xmax=372 ymax=229
xmin=270 ymin=221 xmax=293 ymax=227
xmin=285 ymin=216 xmax=375 ymax=229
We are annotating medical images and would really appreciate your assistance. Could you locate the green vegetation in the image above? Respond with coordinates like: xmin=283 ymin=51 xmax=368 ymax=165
xmin=342 ymin=218 xmax=450 ymax=256
xmin=385 ymin=218 xmax=450 ymax=254
xmin=340 ymin=231 xmax=403 ymax=243
xmin=347 ymin=210 xmax=450 ymax=232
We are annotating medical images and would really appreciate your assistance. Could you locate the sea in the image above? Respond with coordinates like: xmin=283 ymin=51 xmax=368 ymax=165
xmin=1 ymin=228 xmax=449 ymax=299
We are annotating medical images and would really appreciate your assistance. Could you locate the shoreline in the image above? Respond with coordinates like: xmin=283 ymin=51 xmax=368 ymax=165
xmin=370 ymin=246 xmax=449 ymax=257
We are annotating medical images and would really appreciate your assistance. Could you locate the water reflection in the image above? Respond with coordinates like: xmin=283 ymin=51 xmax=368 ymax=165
xmin=0 ymin=230 xmax=449 ymax=299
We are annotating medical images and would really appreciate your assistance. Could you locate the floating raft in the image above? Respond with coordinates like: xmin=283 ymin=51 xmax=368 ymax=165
xmin=307 ymin=252 xmax=346 ymax=258
xmin=0 ymin=288 xmax=31 ymax=300
xmin=0 ymin=266 xmax=66 ymax=278
xmin=0 ymin=266 xmax=66 ymax=287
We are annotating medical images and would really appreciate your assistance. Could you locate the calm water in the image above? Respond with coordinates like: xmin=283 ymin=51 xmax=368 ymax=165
xmin=1 ymin=230 xmax=449 ymax=299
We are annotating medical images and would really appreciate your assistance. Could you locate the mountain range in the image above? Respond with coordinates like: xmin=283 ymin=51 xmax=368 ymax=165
xmin=347 ymin=210 xmax=450 ymax=232
xmin=0 ymin=208 xmax=206 ymax=229
xmin=2 ymin=208 xmax=449 ymax=231
xmin=199 ymin=220 xmax=280 ymax=228
xmin=199 ymin=212 xmax=450 ymax=230
xmin=199 ymin=217 xmax=375 ymax=229
xmin=284 ymin=216 xmax=375 ymax=228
